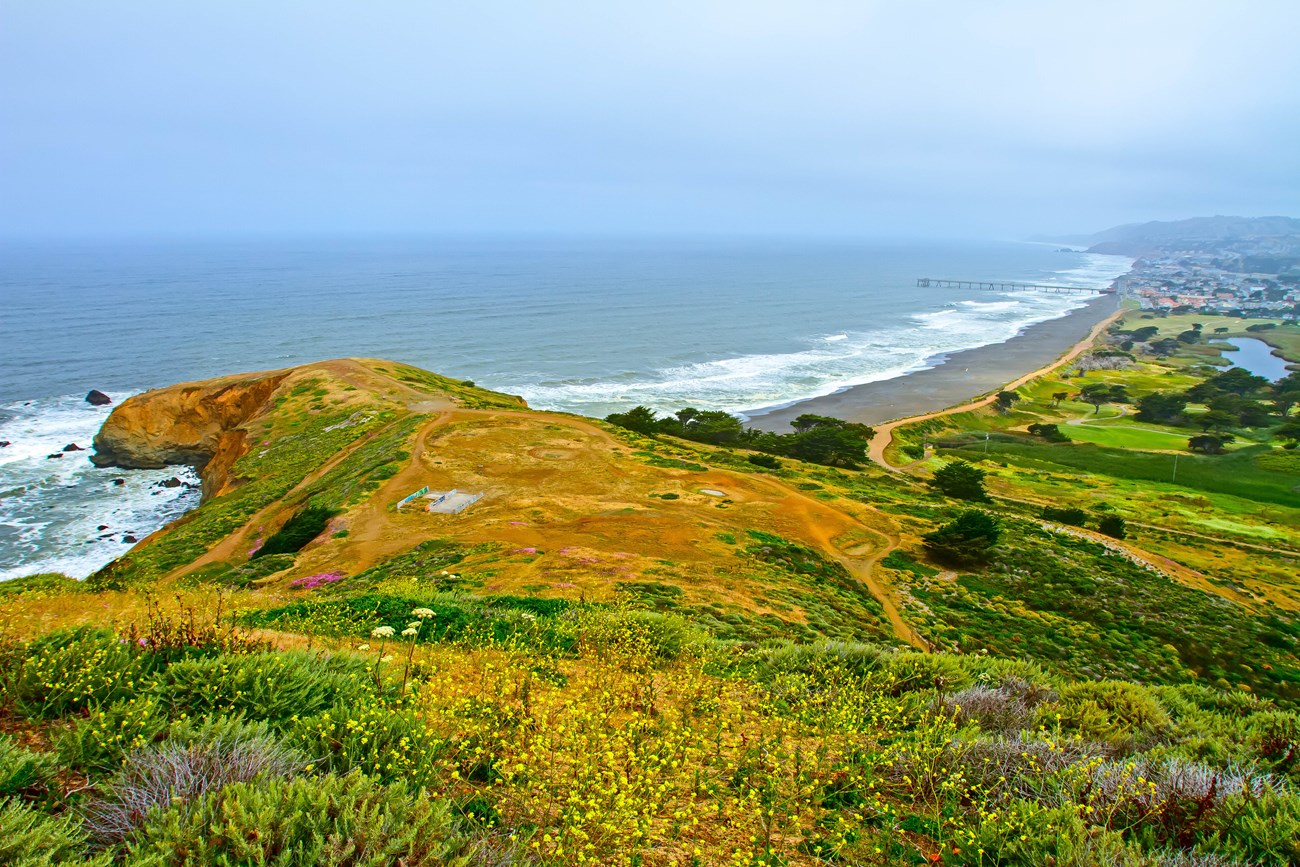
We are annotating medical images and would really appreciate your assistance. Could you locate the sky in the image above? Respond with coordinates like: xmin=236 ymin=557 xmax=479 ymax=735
xmin=2 ymin=1 xmax=1298 ymax=239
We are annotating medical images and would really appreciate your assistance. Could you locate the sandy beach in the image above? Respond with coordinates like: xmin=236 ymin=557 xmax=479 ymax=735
xmin=747 ymin=294 xmax=1122 ymax=431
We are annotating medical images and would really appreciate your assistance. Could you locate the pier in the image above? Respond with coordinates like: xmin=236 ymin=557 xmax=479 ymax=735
xmin=917 ymin=278 xmax=1104 ymax=294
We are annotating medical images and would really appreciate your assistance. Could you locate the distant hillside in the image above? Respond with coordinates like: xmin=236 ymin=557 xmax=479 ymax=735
xmin=1036 ymin=215 xmax=1300 ymax=264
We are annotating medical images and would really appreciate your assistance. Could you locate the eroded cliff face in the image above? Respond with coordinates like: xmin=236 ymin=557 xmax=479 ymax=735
xmin=92 ymin=372 xmax=288 ymax=499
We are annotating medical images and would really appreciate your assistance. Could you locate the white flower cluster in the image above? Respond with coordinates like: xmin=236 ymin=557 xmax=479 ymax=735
xmin=371 ymin=626 xmax=395 ymax=638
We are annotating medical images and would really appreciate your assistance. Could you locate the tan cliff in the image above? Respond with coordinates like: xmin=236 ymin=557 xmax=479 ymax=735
xmin=91 ymin=369 xmax=290 ymax=500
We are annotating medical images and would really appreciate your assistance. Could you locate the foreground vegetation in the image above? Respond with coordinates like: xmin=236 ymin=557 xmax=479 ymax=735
xmin=3 ymin=335 xmax=1297 ymax=865
xmin=1 ymin=589 xmax=1298 ymax=866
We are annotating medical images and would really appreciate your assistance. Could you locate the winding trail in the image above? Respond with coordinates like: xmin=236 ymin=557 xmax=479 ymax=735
xmin=343 ymin=406 xmax=929 ymax=649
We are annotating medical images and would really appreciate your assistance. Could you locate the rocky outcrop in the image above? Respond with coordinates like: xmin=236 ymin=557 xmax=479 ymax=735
xmin=86 ymin=389 xmax=112 ymax=406
xmin=91 ymin=371 xmax=289 ymax=500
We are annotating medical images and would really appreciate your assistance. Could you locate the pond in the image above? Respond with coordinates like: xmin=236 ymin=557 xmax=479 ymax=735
xmin=1221 ymin=337 xmax=1291 ymax=382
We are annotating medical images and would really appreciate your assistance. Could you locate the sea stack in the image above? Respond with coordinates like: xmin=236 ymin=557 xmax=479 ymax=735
xmin=86 ymin=389 xmax=112 ymax=406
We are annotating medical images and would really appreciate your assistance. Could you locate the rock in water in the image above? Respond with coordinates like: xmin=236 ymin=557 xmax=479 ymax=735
xmin=62 ymin=442 xmax=85 ymax=452
xmin=46 ymin=453 xmax=64 ymax=460
xmin=86 ymin=389 xmax=112 ymax=406
xmin=122 ymin=535 xmax=138 ymax=543
xmin=111 ymin=478 xmax=126 ymax=486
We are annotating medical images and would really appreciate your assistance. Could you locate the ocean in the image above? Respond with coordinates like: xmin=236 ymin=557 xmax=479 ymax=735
xmin=0 ymin=235 xmax=1130 ymax=579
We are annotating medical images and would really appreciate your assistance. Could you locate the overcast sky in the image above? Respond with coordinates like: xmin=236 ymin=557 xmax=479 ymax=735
xmin=2 ymin=1 xmax=1298 ymax=239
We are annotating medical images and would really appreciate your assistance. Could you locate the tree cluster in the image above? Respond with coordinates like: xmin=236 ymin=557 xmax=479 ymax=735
xmin=1135 ymin=367 xmax=1298 ymax=440
xmin=604 ymin=407 xmax=875 ymax=468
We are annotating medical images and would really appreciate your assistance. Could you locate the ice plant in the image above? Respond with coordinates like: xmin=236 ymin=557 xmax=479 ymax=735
xmin=289 ymin=570 xmax=345 ymax=590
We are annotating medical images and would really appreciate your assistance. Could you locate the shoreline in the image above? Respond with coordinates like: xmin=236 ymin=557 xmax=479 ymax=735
xmin=746 ymin=293 xmax=1123 ymax=431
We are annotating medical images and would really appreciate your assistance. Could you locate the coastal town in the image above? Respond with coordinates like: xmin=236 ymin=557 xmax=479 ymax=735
xmin=1118 ymin=252 xmax=1300 ymax=317
xmin=1079 ymin=215 xmax=1300 ymax=318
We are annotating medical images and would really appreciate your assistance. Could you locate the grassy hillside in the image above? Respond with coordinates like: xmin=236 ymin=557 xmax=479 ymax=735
xmin=1 ymin=348 xmax=1298 ymax=865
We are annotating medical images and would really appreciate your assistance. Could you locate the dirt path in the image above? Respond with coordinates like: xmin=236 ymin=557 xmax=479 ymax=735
xmin=344 ymin=407 xmax=930 ymax=649
xmin=868 ymin=307 xmax=1126 ymax=471
xmin=726 ymin=472 xmax=927 ymax=650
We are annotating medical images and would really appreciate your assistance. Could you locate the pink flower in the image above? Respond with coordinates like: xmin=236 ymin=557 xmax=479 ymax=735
xmin=290 ymin=570 xmax=346 ymax=590
xmin=514 ymin=547 xmax=537 ymax=554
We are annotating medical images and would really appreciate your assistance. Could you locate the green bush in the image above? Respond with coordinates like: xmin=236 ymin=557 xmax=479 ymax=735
xmin=923 ymin=509 xmax=1003 ymax=566
xmin=9 ymin=629 xmax=154 ymax=719
xmin=746 ymin=453 xmax=781 ymax=470
xmin=749 ymin=640 xmax=890 ymax=682
xmin=1215 ymin=785 xmax=1300 ymax=866
xmin=581 ymin=609 xmax=701 ymax=661
xmin=0 ymin=735 xmax=58 ymax=801
xmin=885 ymin=651 xmax=973 ymax=694
xmin=82 ymin=717 xmax=305 ymax=847
xmin=1050 ymin=680 xmax=1171 ymax=747
xmin=1041 ymin=505 xmax=1089 ymax=527
xmin=1098 ymin=514 xmax=1128 ymax=539
xmin=290 ymin=706 xmax=446 ymax=788
xmin=58 ymin=696 xmax=171 ymax=773
xmin=151 ymin=651 xmax=371 ymax=725
xmin=929 ymin=459 xmax=989 ymax=501
xmin=0 ymin=800 xmax=111 ymax=867
xmin=123 ymin=773 xmax=470 ymax=866
xmin=253 ymin=505 xmax=338 ymax=559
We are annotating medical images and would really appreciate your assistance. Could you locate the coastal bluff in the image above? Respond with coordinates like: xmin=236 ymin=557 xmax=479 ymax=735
xmin=91 ymin=368 xmax=291 ymax=500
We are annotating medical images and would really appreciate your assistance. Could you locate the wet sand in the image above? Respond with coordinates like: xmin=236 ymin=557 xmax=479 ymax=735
xmin=747 ymin=294 xmax=1122 ymax=431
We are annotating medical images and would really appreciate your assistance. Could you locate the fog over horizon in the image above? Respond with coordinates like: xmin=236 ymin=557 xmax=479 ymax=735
xmin=2 ymin=1 xmax=1298 ymax=241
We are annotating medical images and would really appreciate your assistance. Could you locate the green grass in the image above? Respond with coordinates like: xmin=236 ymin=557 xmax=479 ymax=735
xmin=909 ymin=521 xmax=1300 ymax=704
xmin=1062 ymin=420 xmax=1197 ymax=451
xmin=944 ymin=440 xmax=1300 ymax=508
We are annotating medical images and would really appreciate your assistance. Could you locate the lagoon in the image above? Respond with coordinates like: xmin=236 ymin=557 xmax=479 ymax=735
xmin=1222 ymin=337 xmax=1290 ymax=382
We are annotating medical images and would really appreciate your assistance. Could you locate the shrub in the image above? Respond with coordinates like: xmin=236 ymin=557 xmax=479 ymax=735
xmin=580 ymin=609 xmax=701 ymax=662
xmin=81 ymin=718 xmax=305 ymax=847
xmin=151 ymin=651 xmax=370 ymax=725
xmin=1098 ymin=514 xmax=1128 ymax=539
xmin=122 ymin=773 xmax=470 ymax=866
xmin=749 ymin=640 xmax=890 ymax=682
xmin=1070 ymin=756 xmax=1282 ymax=852
xmin=1042 ymin=505 xmax=1089 ymax=526
xmin=9 ymin=629 xmax=154 ymax=719
xmin=929 ymin=460 xmax=989 ymax=501
xmin=0 ymin=735 xmax=59 ymax=801
xmin=885 ymin=651 xmax=972 ymax=694
xmin=1248 ymin=709 xmax=1299 ymax=773
xmin=937 ymin=678 xmax=1057 ymax=733
xmin=1051 ymin=680 xmax=1171 ymax=748
xmin=746 ymin=453 xmax=781 ymax=470
xmin=923 ymin=509 xmax=1002 ymax=566
xmin=290 ymin=705 xmax=446 ymax=788
xmin=1027 ymin=422 xmax=1070 ymax=442
xmin=58 ymin=696 xmax=171 ymax=773
xmin=253 ymin=505 xmax=338 ymax=559
xmin=0 ymin=800 xmax=111 ymax=867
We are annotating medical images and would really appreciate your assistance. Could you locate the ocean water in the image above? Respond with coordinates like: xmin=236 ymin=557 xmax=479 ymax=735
xmin=0 ymin=236 xmax=1130 ymax=579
